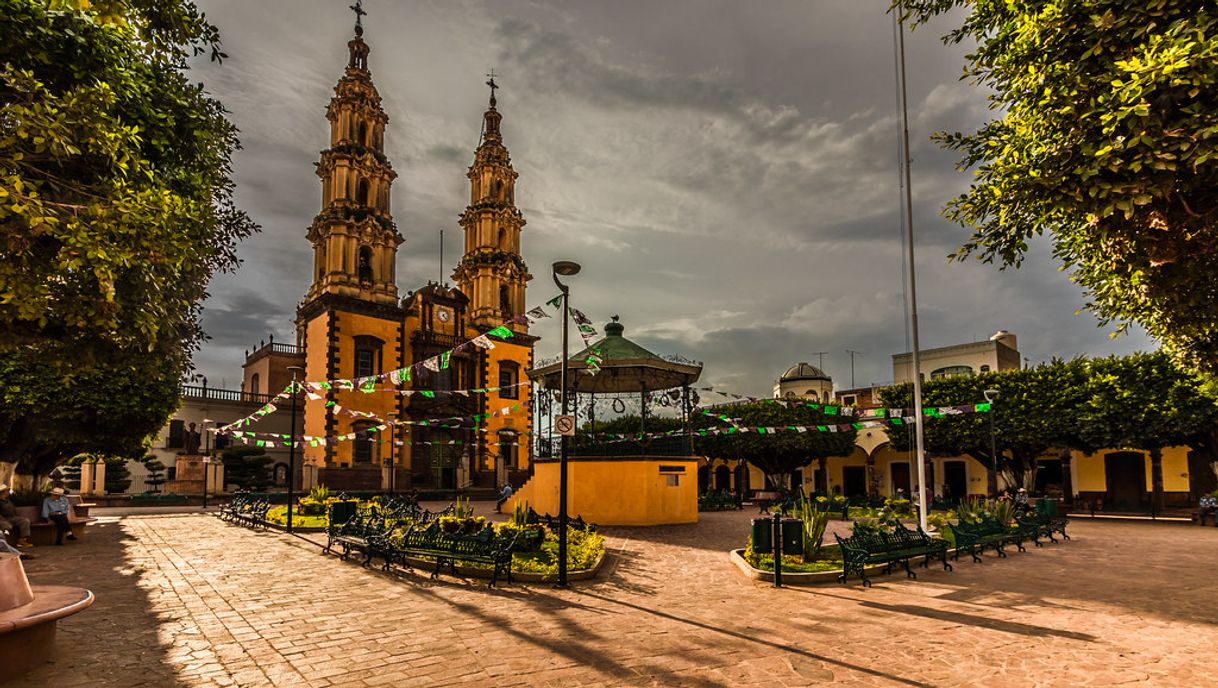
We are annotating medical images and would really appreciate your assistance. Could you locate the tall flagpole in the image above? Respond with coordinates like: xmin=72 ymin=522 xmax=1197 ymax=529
xmin=895 ymin=7 xmax=930 ymax=532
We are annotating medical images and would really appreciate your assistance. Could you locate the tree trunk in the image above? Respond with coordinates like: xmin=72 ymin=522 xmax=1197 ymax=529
xmin=1149 ymin=447 xmax=1165 ymax=513
xmin=1059 ymin=447 xmax=1075 ymax=510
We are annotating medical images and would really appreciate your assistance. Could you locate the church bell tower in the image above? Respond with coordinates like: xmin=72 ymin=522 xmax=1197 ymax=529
xmin=303 ymin=12 xmax=402 ymax=307
xmin=452 ymin=76 xmax=531 ymax=332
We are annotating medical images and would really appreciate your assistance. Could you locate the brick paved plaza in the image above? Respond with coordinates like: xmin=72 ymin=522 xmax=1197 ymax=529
xmin=12 ymin=510 xmax=1218 ymax=687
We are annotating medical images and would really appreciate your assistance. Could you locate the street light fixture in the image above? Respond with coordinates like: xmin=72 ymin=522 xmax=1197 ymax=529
xmin=983 ymin=388 xmax=1000 ymax=497
xmin=286 ymin=365 xmax=304 ymax=533
xmin=551 ymin=260 xmax=581 ymax=588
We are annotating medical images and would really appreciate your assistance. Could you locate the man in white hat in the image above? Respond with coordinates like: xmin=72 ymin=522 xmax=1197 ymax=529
xmin=0 ymin=483 xmax=33 ymax=549
xmin=41 ymin=486 xmax=75 ymax=545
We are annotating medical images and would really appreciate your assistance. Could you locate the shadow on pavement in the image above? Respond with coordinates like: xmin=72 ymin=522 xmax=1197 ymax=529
xmin=12 ymin=519 xmax=186 ymax=688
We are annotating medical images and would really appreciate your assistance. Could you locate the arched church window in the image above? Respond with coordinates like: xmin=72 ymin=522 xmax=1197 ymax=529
xmin=358 ymin=122 xmax=368 ymax=146
xmin=358 ymin=246 xmax=374 ymax=283
xmin=489 ymin=179 xmax=500 ymax=201
xmin=500 ymin=285 xmax=512 ymax=316
xmin=497 ymin=227 xmax=507 ymax=250
xmin=356 ymin=178 xmax=370 ymax=206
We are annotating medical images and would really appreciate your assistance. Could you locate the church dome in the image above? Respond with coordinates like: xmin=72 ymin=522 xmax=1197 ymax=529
xmin=780 ymin=362 xmax=831 ymax=382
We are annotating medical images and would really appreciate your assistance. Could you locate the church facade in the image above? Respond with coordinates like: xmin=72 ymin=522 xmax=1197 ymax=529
xmin=286 ymin=20 xmax=535 ymax=492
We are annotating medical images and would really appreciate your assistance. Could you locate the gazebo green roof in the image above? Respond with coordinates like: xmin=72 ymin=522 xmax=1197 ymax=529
xmin=529 ymin=318 xmax=702 ymax=394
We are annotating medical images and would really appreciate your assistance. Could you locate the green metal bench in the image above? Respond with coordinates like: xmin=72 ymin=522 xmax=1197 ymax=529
xmin=323 ymin=511 xmax=390 ymax=566
xmin=385 ymin=521 xmax=523 ymax=587
xmin=698 ymin=491 xmax=741 ymax=511
xmin=835 ymin=524 xmax=952 ymax=587
xmin=946 ymin=514 xmax=1022 ymax=562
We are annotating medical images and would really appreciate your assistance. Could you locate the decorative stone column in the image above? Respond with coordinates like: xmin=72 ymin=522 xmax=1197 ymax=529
xmin=79 ymin=460 xmax=96 ymax=497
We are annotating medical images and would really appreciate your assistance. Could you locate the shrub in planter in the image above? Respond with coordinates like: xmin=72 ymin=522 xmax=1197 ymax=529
xmin=438 ymin=515 xmax=487 ymax=535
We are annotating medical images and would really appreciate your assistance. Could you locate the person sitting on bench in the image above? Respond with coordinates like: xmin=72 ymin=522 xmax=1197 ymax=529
xmin=495 ymin=483 xmax=514 ymax=514
xmin=1197 ymin=494 xmax=1218 ymax=525
xmin=0 ymin=483 xmax=33 ymax=550
xmin=41 ymin=487 xmax=76 ymax=545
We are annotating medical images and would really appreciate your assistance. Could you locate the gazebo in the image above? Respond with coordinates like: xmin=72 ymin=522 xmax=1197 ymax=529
xmin=513 ymin=317 xmax=704 ymax=526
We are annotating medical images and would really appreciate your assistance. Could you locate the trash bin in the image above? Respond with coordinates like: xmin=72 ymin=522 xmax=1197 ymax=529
xmin=781 ymin=517 xmax=802 ymax=553
xmin=1036 ymin=498 xmax=1059 ymax=517
xmin=751 ymin=517 xmax=772 ymax=552
xmin=329 ymin=500 xmax=358 ymax=526
xmin=751 ymin=517 xmax=803 ymax=554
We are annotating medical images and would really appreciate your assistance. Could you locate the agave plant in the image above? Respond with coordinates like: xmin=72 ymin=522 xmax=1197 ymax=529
xmin=796 ymin=499 xmax=829 ymax=561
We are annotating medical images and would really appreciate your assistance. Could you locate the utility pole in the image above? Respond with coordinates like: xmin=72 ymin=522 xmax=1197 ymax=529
xmin=811 ymin=351 xmax=828 ymax=369
xmin=845 ymin=350 xmax=864 ymax=389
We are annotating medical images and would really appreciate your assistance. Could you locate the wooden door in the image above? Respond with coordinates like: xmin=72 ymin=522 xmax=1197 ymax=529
xmin=890 ymin=462 xmax=912 ymax=497
xmin=1104 ymin=452 xmax=1146 ymax=509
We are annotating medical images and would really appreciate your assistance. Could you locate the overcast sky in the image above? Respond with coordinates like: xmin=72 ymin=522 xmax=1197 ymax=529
xmin=188 ymin=0 xmax=1154 ymax=396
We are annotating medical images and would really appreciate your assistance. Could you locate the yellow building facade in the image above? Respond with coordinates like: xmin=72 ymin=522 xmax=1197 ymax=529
xmin=289 ymin=21 xmax=535 ymax=492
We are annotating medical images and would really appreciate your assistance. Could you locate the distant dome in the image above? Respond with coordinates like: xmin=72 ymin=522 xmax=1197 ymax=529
xmin=780 ymin=362 xmax=831 ymax=382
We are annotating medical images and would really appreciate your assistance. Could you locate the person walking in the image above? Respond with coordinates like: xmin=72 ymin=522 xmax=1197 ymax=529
xmin=41 ymin=487 xmax=75 ymax=545
xmin=0 ymin=483 xmax=34 ymax=550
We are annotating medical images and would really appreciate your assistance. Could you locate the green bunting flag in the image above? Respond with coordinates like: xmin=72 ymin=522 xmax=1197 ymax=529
xmin=486 ymin=325 xmax=514 ymax=339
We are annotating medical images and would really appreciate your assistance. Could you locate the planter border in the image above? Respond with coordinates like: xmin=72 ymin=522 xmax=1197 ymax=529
xmin=731 ymin=546 xmax=959 ymax=586
xmin=394 ymin=548 xmax=605 ymax=583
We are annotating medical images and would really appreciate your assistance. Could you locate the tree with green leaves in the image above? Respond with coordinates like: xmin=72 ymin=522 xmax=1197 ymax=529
xmin=104 ymin=456 xmax=133 ymax=494
xmin=141 ymin=455 xmax=166 ymax=493
xmin=694 ymin=401 xmax=857 ymax=490
xmin=220 ymin=446 xmax=272 ymax=492
xmin=902 ymin=1 xmax=1218 ymax=379
xmin=1077 ymin=352 xmax=1218 ymax=510
xmin=0 ymin=0 xmax=256 ymax=483
xmin=881 ymin=359 xmax=1092 ymax=494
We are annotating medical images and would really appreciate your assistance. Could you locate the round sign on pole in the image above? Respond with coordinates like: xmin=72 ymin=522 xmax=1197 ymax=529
xmin=555 ymin=415 xmax=576 ymax=436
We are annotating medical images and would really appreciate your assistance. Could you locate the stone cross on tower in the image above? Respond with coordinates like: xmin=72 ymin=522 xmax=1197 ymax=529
xmin=486 ymin=69 xmax=499 ymax=107
xmin=350 ymin=0 xmax=366 ymax=30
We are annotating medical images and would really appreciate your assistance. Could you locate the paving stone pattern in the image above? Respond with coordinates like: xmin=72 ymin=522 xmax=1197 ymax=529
xmin=13 ymin=510 xmax=1218 ymax=687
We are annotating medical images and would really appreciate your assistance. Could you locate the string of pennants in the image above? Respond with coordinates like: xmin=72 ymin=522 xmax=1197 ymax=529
xmin=223 ymin=400 xmax=534 ymax=448
xmin=576 ymin=402 xmax=993 ymax=444
xmin=219 ymin=294 xmax=586 ymax=433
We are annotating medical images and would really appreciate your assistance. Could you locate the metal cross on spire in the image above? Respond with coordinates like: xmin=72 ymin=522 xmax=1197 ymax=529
xmin=486 ymin=68 xmax=499 ymax=105
xmin=350 ymin=0 xmax=366 ymax=29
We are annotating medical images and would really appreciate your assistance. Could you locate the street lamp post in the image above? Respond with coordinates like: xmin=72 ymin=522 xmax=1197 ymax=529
xmin=386 ymin=411 xmax=398 ymax=498
xmin=286 ymin=366 xmax=304 ymax=533
xmin=552 ymin=260 xmax=581 ymax=588
xmin=983 ymin=388 xmax=1000 ymax=497
xmin=201 ymin=419 xmax=213 ymax=510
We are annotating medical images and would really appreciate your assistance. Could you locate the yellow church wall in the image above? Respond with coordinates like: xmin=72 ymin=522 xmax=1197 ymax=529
xmin=507 ymin=457 xmax=698 ymax=526
xmin=302 ymin=313 xmax=332 ymax=469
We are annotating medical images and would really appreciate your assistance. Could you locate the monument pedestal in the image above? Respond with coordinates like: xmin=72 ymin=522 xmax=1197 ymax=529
xmin=165 ymin=455 xmax=224 ymax=495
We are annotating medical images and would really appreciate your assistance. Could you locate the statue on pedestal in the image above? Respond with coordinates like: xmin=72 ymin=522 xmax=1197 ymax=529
xmin=183 ymin=422 xmax=202 ymax=455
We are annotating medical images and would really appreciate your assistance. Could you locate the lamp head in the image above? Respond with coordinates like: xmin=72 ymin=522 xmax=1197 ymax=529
xmin=983 ymin=388 xmax=1000 ymax=403
xmin=552 ymin=261 xmax=581 ymax=277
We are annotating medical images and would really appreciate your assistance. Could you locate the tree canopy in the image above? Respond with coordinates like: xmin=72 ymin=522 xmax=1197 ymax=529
xmin=880 ymin=352 xmax=1218 ymax=489
xmin=902 ymin=1 xmax=1218 ymax=378
xmin=0 ymin=0 xmax=256 ymax=479
xmin=881 ymin=359 xmax=1091 ymax=489
xmin=694 ymin=401 xmax=857 ymax=486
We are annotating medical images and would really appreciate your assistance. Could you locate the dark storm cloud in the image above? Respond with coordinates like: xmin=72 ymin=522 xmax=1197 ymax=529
xmin=187 ymin=0 xmax=1153 ymax=394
